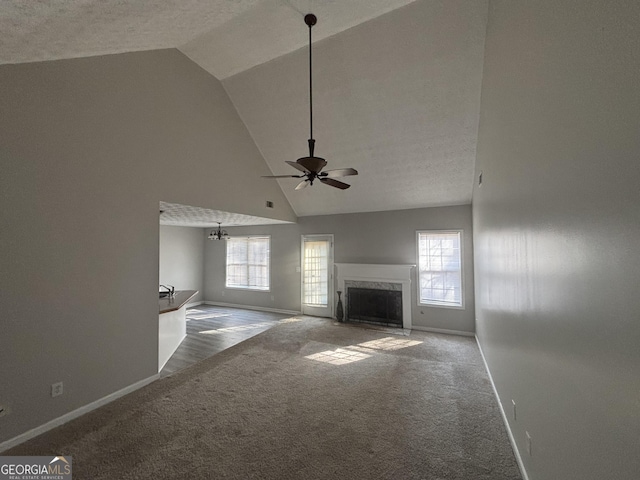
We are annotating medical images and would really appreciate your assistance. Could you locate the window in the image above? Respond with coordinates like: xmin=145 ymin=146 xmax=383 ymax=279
xmin=417 ymin=231 xmax=463 ymax=308
xmin=225 ymin=236 xmax=270 ymax=291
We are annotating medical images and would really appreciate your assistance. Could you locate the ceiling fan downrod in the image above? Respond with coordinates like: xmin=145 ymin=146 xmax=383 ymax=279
xmin=305 ymin=13 xmax=317 ymax=158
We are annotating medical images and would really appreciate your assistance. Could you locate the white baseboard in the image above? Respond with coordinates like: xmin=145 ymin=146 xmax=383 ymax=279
xmin=203 ymin=301 xmax=300 ymax=316
xmin=475 ymin=336 xmax=530 ymax=480
xmin=0 ymin=374 xmax=159 ymax=453
xmin=410 ymin=325 xmax=475 ymax=337
xmin=186 ymin=300 xmax=204 ymax=309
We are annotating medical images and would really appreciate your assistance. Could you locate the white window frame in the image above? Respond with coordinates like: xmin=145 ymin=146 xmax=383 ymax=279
xmin=225 ymin=235 xmax=271 ymax=291
xmin=416 ymin=230 xmax=464 ymax=309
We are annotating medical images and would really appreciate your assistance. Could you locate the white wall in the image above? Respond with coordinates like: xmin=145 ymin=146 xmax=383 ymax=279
xmin=159 ymin=225 xmax=205 ymax=303
xmin=0 ymin=49 xmax=295 ymax=446
xmin=205 ymin=205 xmax=475 ymax=333
xmin=473 ymin=1 xmax=640 ymax=479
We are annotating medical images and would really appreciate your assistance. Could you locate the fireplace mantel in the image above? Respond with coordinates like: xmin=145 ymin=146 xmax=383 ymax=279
xmin=335 ymin=263 xmax=415 ymax=329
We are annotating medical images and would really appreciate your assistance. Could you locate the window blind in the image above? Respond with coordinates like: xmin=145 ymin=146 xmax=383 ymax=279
xmin=226 ymin=236 xmax=270 ymax=290
xmin=417 ymin=231 xmax=462 ymax=307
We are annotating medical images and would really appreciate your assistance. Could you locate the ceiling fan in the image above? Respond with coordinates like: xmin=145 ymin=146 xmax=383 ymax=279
xmin=262 ymin=13 xmax=358 ymax=191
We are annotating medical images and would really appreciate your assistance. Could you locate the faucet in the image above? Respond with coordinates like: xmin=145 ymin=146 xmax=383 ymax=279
xmin=159 ymin=285 xmax=175 ymax=297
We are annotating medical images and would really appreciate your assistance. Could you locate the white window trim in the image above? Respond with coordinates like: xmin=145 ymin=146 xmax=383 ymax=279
xmin=416 ymin=230 xmax=465 ymax=310
xmin=225 ymin=235 xmax=271 ymax=292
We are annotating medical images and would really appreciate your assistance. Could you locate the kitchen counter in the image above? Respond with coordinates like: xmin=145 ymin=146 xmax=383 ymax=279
xmin=159 ymin=290 xmax=198 ymax=314
xmin=158 ymin=289 xmax=198 ymax=372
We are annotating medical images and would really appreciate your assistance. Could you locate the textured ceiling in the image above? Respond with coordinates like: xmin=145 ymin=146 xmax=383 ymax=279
xmin=0 ymin=0 xmax=418 ymax=78
xmin=159 ymin=202 xmax=293 ymax=228
xmin=1 ymin=0 xmax=488 ymax=219
xmin=180 ymin=0 xmax=420 ymax=79
xmin=0 ymin=0 xmax=259 ymax=67
xmin=224 ymin=0 xmax=488 ymax=216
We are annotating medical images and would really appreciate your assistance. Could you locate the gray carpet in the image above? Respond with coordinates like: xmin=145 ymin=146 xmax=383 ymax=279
xmin=5 ymin=317 xmax=522 ymax=479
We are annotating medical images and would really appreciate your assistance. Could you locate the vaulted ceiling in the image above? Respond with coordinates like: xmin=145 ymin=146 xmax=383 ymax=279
xmin=1 ymin=0 xmax=488 ymax=220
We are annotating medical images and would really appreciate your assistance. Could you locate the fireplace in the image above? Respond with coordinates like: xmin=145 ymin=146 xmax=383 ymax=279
xmin=347 ymin=287 xmax=403 ymax=326
xmin=335 ymin=263 xmax=415 ymax=329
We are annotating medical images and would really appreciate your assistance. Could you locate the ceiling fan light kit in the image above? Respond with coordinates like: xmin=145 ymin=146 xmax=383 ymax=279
xmin=262 ymin=13 xmax=358 ymax=191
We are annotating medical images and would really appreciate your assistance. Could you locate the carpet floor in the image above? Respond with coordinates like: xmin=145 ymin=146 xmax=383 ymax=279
xmin=5 ymin=317 xmax=522 ymax=479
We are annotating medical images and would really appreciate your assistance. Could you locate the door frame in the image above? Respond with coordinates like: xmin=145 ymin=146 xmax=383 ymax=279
xmin=300 ymin=234 xmax=334 ymax=318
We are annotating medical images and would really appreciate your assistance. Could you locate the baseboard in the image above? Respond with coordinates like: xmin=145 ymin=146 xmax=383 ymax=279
xmin=203 ymin=301 xmax=300 ymax=316
xmin=410 ymin=325 xmax=475 ymax=337
xmin=186 ymin=300 xmax=204 ymax=309
xmin=475 ymin=336 xmax=530 ymax=480
xmin=0 ymin=374 xmax=159 ymax=453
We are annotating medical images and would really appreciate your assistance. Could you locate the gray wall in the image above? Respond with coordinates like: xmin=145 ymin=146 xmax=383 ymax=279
xmin=205 ymin=205 xmax=475 ymax=333
xmin=159 ymin=225 xmax=205 ymax=303
xmin=204 ymin=223 xmax=301 ymax=312
xmin=473 ymin=1 xmax=640 ymax=479
xmin=0 ymin=49 xmax=295 ymax=445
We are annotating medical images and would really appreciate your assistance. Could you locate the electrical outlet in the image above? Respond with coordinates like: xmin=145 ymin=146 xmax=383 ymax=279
xmin=526 ymin=431 xmax=532 ymax=456
xmin=51 ymin=382 xmax=63 ymax=398
xmin=512 ymin=399 xmax=516 ymax=421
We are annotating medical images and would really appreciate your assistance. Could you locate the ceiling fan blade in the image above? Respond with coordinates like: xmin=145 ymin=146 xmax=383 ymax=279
xmin=319 ymin=168 xmax=358 ymax=178
xmin=286 ymin=161 xmax=310 ymax=173
xmin=295 ymin=179 xmax=310 ymax=190
xmin=261 ymin=174 xmax=304 ymax=178
xmin=297 ymin=156 xmax=327 ymax=173
xmin=320 ymin=178 xmax=351 ymax=190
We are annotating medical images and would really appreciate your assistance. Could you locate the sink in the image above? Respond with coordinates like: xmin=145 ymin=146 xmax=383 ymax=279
xmin=159 ymin=292 xmax=171 ymax=298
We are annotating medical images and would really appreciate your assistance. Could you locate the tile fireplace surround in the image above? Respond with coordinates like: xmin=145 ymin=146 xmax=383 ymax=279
xmin=335 ymin=263 xmax=415 ymax=329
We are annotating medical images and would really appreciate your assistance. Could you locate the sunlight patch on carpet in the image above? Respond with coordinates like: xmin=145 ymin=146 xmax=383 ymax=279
xmin=305 ymin=348 xmax=371 ymax=365
xmin=279 ymin=317 xmax=303 ymax=323
xmin=344 ymin=345 xmax=378 ymax=354
xmin=199 ymin=322 xmax=276 ymax=334
xmin=357 ymin=337 xmax=423 ymax=351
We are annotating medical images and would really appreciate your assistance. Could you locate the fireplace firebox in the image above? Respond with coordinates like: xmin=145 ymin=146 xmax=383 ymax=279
xmin=336 ymin=264 xmax=414 ymax=329
xmin=347 ymin=287 xmax=403 ymax=326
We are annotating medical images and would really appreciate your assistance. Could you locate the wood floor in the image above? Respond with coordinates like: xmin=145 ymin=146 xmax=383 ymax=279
xmin=160 ymin=304 xmax=297 ymax=377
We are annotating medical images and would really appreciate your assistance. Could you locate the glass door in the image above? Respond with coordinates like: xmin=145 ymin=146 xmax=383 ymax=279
xmin=301 ymin=235 xmax=334 ymax=318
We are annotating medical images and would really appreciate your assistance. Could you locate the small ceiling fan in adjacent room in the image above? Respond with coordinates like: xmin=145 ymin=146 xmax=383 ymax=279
xmin=262 ymin=13 xmax=358 ymax=191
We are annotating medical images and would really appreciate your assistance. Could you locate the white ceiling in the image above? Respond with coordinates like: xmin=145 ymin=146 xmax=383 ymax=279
xmin=160 ymin=201 xmax=293 ymax=228
xmin=0 ymin=0 xmax=419 ymax=78
xmin=1 ymin=0 xmax=488 ymax=220
xmin=224 ymin=0 xmax=487 ymax=216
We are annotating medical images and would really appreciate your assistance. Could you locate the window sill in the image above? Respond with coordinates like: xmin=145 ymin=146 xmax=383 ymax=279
xmin=225 ymin=286 xmax=271 ymax=292
xmin=418 ymin=302 xmax=465 ymax=310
